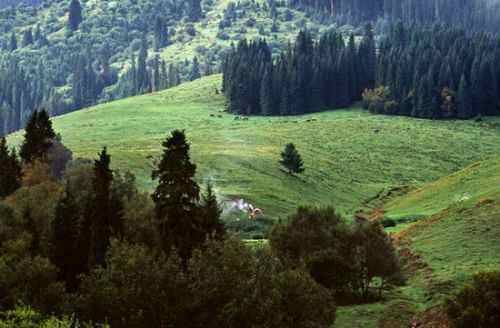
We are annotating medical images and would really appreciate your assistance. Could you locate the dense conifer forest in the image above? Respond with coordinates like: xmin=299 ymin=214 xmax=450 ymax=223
xmin=290 ymin=0 xmax=500 ymax=32
xmin=223 ymin=24 xmax=500 ymax=119
xmin=222 ymin=26 xmax=376 ymax=115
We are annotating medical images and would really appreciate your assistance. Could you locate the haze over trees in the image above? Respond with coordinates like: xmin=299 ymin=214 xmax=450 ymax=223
xmin=290 ymin=0 xmax=500 ymax=32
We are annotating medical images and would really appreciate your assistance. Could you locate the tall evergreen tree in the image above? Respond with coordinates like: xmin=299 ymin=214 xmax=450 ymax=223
xmin=189 ymin=0 xmax=203 ymax=22
xmin=51 ymin=187 xmax=81 ymax=290
xmin=20 ymin=110 xmax=56 ymax=164
xmin=457 ymin=75 xmax=473 ymax=119
xmin=260 ymin=65 xmax=274 ymax=115
xmin=154 ymin=16 xmax=169 ymax=51
xmin=189 ymin=57 xmax=201 ymax=81
xmin=21 ymin=28 xmax=33 ymax=47
xmin=152 ymin=130 xmax=201 ymax=259
xmin=0 ymin=137 xmax=22 ymax=198
xmin=199 ymin=182 xmax=225 ymax=240
xmin=136 ymin=36 xmax=149 ymax=93
xmin=91 ymin=147 xmax=114 ymax=267
xmin=68 ymin=0 xmax=83 ymax=31
xmin=9 ymin=31 xmax=17 ymax=52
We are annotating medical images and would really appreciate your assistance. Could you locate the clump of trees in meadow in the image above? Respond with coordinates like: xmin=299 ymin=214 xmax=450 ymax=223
xmin=222 ymin=26 xmax=376 ymax=115
xmin=223 ymin=24 xmax=500 ymax=119
xmin=366 ymin=24 xmax=500 ymax=119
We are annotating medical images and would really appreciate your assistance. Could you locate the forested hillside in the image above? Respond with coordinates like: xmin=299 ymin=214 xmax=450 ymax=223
xmin=0 ymin=0 xmax=41 ymax=9
xmin=291 ymin=0 xmax=500 ymax=32
xmin=0 ymin=0 xmax=338 ymax=137
xmin=223 ymin=25 xmax=500 ymax=119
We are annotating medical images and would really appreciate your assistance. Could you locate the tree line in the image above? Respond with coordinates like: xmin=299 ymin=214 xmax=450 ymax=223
xmin=223 ymin=24 xmax=500 ymax=119
xmin=222 ymin=26 xmax=376 ymax=115
xmin=366 ymin=24 xmax=500 ymax=119
xmin=289 ymin=0 xmax=500 ymax=33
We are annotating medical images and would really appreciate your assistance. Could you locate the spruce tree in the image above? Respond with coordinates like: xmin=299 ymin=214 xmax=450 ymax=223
xmin=189 ymin=0 xmax=203 ymax=22
xmin=189 ymin=57 xmax=201 ymax=81
xmin=152 ymin=130 xmax=201 ymax=259
xmin=68 ymin=0 xmax=83 ymax=31
xmin=457 ymin=75 xmax=473 ymax=119
xmin=9 ymin=31 xmax=17 ymax=52
xmin=200 ymin=182 xmax=225 ymax=240
xmin=260 ymin=65 xmax=274 ymax=115
xmin=0 ymin=137 xmax=22 ymax=198
xmin=20 ymin=110 xmax=56 ymax=164
xmin=21 ymin=28 xmax=33 ymax=47
xmin=280 ymin=143 xmax=304 ymax=175
xmin=136 ymin=36 xmax=149 ymax=93
xmin=51 ymin=187 xmax=81 ymax=290
xmin=91 ymin=147 xmax=114 ymax=266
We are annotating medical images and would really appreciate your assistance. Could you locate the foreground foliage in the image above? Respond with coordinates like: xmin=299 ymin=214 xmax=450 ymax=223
xmin=446 ymin=271 xmax=500 ymax=328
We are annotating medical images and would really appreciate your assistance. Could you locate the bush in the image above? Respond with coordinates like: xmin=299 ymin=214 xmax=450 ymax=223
xmin=446 ymin=271 xmax=500 ymax=327
xmin=381 ymin=218 xmax=397 ymax=228
xmin=216 ymin=31 xmax=230 ymax=40
xmin=185 ymin=24 xmax=197 ymax=36
xmin=270 ymin=206 xmax=401 ymax=304
xmin=76 ymin=237 xmax=336 ymax=327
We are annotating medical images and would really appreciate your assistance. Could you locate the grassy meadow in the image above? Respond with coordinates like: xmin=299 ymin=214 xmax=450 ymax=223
xmin=8 ymin=74 xmax=500 ymax=219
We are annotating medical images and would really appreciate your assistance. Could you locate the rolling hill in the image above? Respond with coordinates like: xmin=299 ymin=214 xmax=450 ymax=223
xmin=335 ymin=156 xmax=500 ymax=327
xmin=8 ymin=74 xmax=500 ymax=220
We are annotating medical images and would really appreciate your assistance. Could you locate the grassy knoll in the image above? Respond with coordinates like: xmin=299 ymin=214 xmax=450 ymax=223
xmin=8 ymin=74 xmax=500 ymax=219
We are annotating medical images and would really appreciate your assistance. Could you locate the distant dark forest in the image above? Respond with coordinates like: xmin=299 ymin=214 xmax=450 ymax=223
xmin=289 ymin=0 xmax=500 ymax=32
xmin=0 ymin=0 xmax=41 ymax=9
xmin=223 ymin=25 xmax=500 ymax=119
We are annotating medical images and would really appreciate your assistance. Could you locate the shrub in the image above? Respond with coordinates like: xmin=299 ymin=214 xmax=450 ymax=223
xmin=185 ymin=24 xmax=196 ymax=36
xmin=446 ymin=271 xmax=500 ymax=327
xmin=381 ymin=218 xmax=397 ymax=228
xmin=76 ymin=237 xmax=336 ymax=327
xmin=270 ymin=206 xmax=401 ymax=304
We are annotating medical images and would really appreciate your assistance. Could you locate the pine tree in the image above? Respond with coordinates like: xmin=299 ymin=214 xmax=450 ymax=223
xmin=91 ymin=147 xmax=114 ymax=266
xmin=457 ymin=75 xmax=473 ymax=119
xmin=260 ymin=65 xmax=274 ymax=115
xmin=154 ymin=16 xmax=169 ymax=51
xmin=151 ymin=130 xmax=201 ymax=259
xmin=21 ymin=28 xmax=33 ymax=47
xmin=199 ymin=182 xmax=225 ymax=240
xmin=280 ymin=143 xmax=304 ymax=175
xmin=0 ymin=137 xmax=22 ymax=198
xmin=20 ymin=110 xmax=56 ymax=164
xmin=136 ymin=36 xmax=149 ymax=93
xmin=68 ymin=0 xmax=83 ymax=31
xmin=51 ymin=187 xmax=81 ymax=290
xmin=9 ymin=31 xmax=17 ymax=52
xmin=189 ymin=57 xmax=201 ymax=81
xmin=189 ymin=0 xmax=203 ymax=22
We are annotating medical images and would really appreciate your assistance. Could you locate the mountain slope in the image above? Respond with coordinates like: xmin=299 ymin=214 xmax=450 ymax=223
xmin=8 ymin=74 xmax=500 ymax=219
xmin=336 ymin=157 xmax=500 ymax=327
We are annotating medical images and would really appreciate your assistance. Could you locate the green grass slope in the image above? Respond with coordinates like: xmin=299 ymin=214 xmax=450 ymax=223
xmin=385 ymin=156 xmax=500 ymax=219
xmin=336 ymin=158 xmax=500 ymax=327
xmin=8 ymin=75 xmax=500 ymax=219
